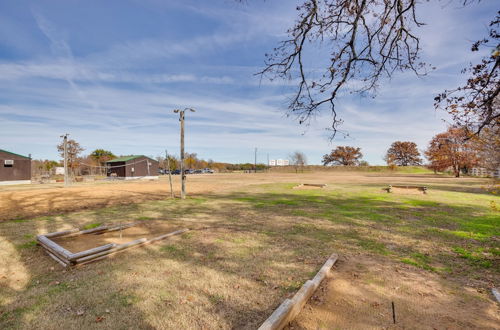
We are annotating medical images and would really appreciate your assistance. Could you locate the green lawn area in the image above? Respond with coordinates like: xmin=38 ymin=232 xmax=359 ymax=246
xmin=1 ymin=177 xmax=498 ymax=329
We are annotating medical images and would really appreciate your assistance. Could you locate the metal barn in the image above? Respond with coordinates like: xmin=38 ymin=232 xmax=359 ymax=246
xmin=0 ymin=149 xmax=31 ymax=185
xmin=106 ymin=155 xmax=158 ymax=179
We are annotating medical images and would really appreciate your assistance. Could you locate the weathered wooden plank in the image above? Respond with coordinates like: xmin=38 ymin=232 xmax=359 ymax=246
xmin=75 ymin=238 xmax=148 ymax=263
xmin=37 ymin=235 xmax=73 ymax=259
xmin=302 ymin=183 xmax=327 ymax=187
xmin=146 ymin=228 xmax=189 ymax=243
xmin=258 ymin=299 xmax=294 ymax=330
xmin=80 ymin=226 xmax=109 ymax=234
xmin=75 ymin=253 xmax=114 ymax=266
xmin=38 ymin=240 xmax=69 ymax=262
xmin=44 ymin=228 xmax=79 ymax=238
xmin=258 ymin=253 xmax=338 ymax=330
xmin=68 ymin=243 xmax=116 ymax=261
xmin=46 ymin=250 xmax=69 ymax=267
xmin=104 ymin=222 xmax=138 ymax=233
xmin=492 ymin=288 xmax=500 ymax=303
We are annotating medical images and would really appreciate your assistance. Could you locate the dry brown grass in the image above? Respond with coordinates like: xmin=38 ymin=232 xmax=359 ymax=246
xmin=0 ymin=172 xmax=498 ymax=329
xmin=0 ymin=171 xmax=483 ymax=221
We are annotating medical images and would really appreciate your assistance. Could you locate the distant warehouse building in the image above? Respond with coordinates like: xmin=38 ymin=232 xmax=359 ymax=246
xmin=106 ymin=155 xmax=159 ymax=180
xmin=0 ymin=149 xmax=31 ymax=185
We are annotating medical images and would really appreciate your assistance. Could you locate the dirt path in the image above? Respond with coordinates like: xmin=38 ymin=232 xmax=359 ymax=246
xmin=288 ymin=254 xmax=500 ymax=330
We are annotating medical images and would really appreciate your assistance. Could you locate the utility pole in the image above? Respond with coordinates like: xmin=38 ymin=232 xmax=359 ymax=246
xmin=60 ymin=134 xmax=69 ymax=187
xmin=173 ymin=108 xmax=195 ymax=199
xmin=267 ymin=153 xmax=270 ymax=173
xmin=254 ymin=147 xmax=257 ymax=173
xmin=166 ymin=149 xmax=174 ymax=198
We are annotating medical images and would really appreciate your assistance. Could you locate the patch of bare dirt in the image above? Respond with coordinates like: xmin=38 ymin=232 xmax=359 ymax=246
xmin=288 ymin=254 xmax=500 ymax=330
xmin=52 ymin=221 xmax=181 ymax=252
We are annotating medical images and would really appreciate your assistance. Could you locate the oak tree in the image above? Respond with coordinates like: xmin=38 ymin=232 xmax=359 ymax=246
xmin=424 ymin=127 xmax=479 ymax=177
xmin=322 ymin=146 xmax=363 ymax=166
xmin=385 ymin=141 xmax=422 ymax=166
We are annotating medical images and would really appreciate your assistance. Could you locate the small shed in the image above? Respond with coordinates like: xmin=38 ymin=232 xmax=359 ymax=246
xmin=0 ymin=149 xmax=31 ymax=185
xmin=106 ymin=155 xmax=159 ymax=179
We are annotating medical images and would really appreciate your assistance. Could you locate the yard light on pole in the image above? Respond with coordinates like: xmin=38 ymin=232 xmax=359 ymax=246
xmin=60 ymin=133 xmax=69 ymax=187
xmin=173 ymin=108 xmax=195 ymax=199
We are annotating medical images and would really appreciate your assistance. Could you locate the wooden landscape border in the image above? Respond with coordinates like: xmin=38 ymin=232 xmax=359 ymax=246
xmin=258 ymin=253 xmax=339 ymax=330
xmin=36 ymin=223 xmax=189 ymax=267
xmin=385 ymin=185 xmax=428 ymax=194
xmin=293 ymin=183 xmax=328 ymax=189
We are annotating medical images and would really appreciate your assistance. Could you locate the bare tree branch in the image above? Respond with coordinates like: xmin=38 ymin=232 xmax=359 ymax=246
xmin=434 ymin=11 xmax=500 ymax=136
xmin=258 ymin=0 xmax=427 ymax=137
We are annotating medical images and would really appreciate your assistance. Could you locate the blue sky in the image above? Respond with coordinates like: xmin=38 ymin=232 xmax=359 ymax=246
xmin=0 ymin=0 xmax=496 ymax=164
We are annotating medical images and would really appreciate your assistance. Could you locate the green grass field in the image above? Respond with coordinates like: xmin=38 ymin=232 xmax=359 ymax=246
xmin=0 ymin=174 xmax=498 ymax=329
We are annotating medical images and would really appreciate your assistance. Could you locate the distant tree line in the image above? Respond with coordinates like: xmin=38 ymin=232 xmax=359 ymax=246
xmin=320 ymin=125 xmax=498 ymax=177
xmin=31 ymin=125 xmax=499 ymax=179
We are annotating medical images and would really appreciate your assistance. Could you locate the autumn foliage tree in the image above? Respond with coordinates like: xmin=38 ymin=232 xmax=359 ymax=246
xmin=57 ymin=139 xmax=84 ymax=175
xmin=471 ymin=126 xmax=500 ymax=173
xmin=385 ymin=141 xmax=422 ymax=166
xmin=322 ymin=146 xmax=363 ymax=166
xmin=435 ymin=12 xmax=499 ymax=136
xmin=425 ymin=127 xmax=479 ymax=177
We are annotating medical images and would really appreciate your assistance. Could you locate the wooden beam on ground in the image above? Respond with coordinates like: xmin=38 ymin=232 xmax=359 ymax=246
xmin=67 ymin=243 xmax=116 ymax=262
xmin=45 ymin=250 xmax=69 ymax=267
xmin=258 ymin=253 xmax=339 ymax=330
xmin=44 ymin=228 xmax=79 ymax=238
xmin=75 ymin=238 xmax=149 ymax=263
xmin=104 ymin=222 xmax=138 ymax=233
xmin=37 ymin=235 xmax=73 ymax=259
xmin=302 ymin=183 xmax=327 ymax=187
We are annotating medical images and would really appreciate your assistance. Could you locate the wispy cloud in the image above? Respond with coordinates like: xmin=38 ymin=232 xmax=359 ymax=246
xmin=0 ymin=0 xmax=497 ymax=165
xmin=31 ymin=7 xmax=99 ymax=110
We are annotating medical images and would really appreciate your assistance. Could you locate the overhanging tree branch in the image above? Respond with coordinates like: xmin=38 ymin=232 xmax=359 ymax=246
xmin=257 ymin=0 xmax=427 ymax=137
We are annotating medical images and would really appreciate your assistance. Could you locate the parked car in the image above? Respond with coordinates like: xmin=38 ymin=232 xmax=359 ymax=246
xmin=172 ymin=169 xmax=181 ymax=175
xmin=203 ymin=168 xmax=214 ymax=174
xmin=194 ymin=169 xmax=203 ymax=174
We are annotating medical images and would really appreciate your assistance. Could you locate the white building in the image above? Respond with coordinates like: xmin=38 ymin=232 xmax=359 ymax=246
xmin=269 ymin=159 xmax=289 ymax=166
xmin=471 ymin=167 xmax=500 ymax=178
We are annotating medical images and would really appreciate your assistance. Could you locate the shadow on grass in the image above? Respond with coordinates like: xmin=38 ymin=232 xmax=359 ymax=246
xmin=0 ymin=186 xmax=498 ymax=328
